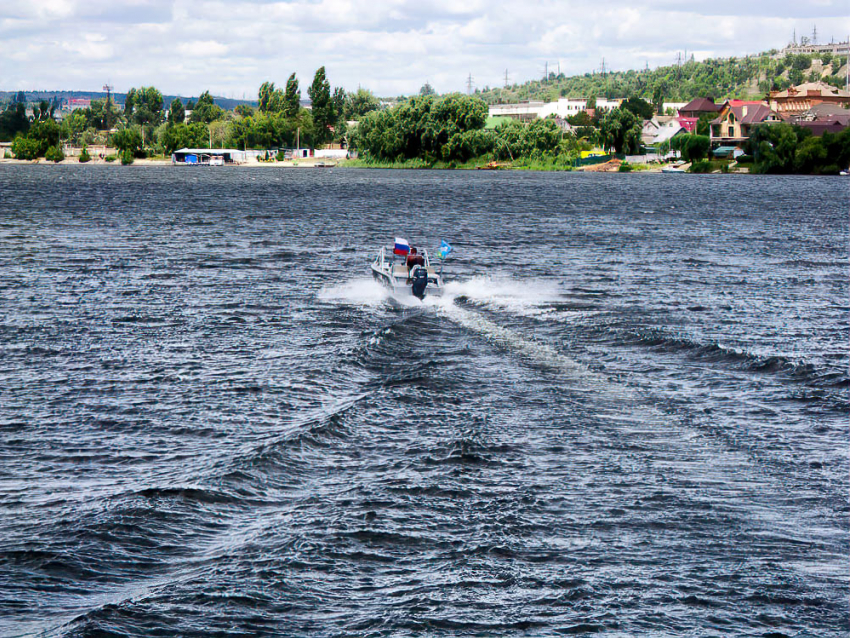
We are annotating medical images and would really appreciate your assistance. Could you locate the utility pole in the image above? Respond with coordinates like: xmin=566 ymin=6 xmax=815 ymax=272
xmin=544 ymin=61 xmax=548 ymax=82
xmin=504 ymin=69 xmax=509 ymax=88
xmin=466 ymin=73 xmax=474 ymax=95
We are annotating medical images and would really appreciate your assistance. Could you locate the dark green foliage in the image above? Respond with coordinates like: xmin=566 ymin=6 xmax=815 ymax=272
xmin=79 ymin=146 xmax=91 ymax=163
xmin=11 ymin=136 xmax=42 ymax=159
xmin=283 ymin=74 xmax=301 ymax=118
xmin=10 ymin=119 xmax=60 ymax=158
xmin=696 ymin=112 xmax=716 ymax=136
xmin=234 ymin=104 xmax=255 ymax=118
xmin=0 ymin=103 xmax=30 ymax=141
xmin=748 ymin=123 xmax=850 ymax=174
xmin=598 ymin=108 xmax=642 ymax=154
xmin=621 ymin=97 xmax=654 ymax=120
xmin=618 ymin=161 xmax=634 ymax=172
xmin=189 ymin=91 xmax=224 ymax=123
xmin=258 ymin=81 xmax=279 ymax=113
xmin=87 ymin=98 xmax=120 ymax=130
xmin=34 ymin=100 xmax=55 ymax=121
xmin=111 ymin=128 xmax=144 ymax=156
xmin=308 ymin=67 xmax=335 ymax=145
xmin=671 ymin=134 xmax=710 ymax=162
xmin=332 ymin=87 xmax=346 ymax=121
xmin=168 ymin=98 xmax=185 ymax=125
xmin=120 ymin=149 xmax=134 ymax=165
xmin=160 ymin=123 xmax=210 ymax=153
xmin=420 ymin=82 xmax=436 ymax=96
xmin=492 ymin=118 xmax=563 ymax=160
xmin=352 ymin=94 xmax=488 ymax=162
xmin=104 ymin=155 xmax=117 ymax=162
xmin=44 ymin=145 xmax=64 ymax=162
xmin=343 ymin=88 xmax=379 ymax=120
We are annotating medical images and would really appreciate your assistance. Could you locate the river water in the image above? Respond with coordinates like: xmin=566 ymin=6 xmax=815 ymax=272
xmin=0 ymin=166 xmax=847 ymax=637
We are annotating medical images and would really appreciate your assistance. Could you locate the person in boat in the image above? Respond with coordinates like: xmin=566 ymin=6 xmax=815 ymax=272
xmin=406 ymin=247 xmax=425 ymax=269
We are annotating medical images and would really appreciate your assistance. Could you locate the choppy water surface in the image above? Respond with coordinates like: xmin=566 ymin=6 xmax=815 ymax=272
xmin=0 ymin=166 xmax=847 ymax=637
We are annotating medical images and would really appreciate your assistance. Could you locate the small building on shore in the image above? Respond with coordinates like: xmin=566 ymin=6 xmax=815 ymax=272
xmin=172 ymin=148 xmax=250 ymax=164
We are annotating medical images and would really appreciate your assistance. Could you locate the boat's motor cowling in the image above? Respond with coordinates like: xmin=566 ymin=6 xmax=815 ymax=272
xmin=411 ymin=266 xmax=428 ymax=299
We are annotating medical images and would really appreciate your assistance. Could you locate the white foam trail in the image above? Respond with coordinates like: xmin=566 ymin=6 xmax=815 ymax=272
xmin=318 ymin=278 xmax=389 ymax=306
xmin=444 ymin=275 xmax=563 ymax=317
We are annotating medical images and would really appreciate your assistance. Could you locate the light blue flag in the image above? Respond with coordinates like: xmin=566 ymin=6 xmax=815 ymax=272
xmin=438 ymin=240 xmax=453 ymax=260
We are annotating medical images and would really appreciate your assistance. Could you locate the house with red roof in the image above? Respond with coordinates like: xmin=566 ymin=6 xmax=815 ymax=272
xmin=709 ymin=102 xmax=780 ymax=145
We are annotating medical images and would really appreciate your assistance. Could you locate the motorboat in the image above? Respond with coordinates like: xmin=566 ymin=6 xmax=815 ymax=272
xmin=661 ymin=165 xmax=686 ymax=173
xmin=371 ymin=243 xmax=445 ymax=300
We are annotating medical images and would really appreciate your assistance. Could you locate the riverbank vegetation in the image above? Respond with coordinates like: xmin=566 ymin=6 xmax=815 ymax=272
xmin=0 ymin=67 xmax=369 ymax=163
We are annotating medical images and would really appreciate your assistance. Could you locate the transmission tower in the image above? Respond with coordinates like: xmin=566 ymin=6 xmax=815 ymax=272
xmin=466 ymin=73 xmax=474 ymax=95
xmin=812 ymin=25 xmax=818 ymax=45
xmin=102 ymin=83 xmax=113 ymax=106
xmin=504 ymin=69 xmax=509 ymax=88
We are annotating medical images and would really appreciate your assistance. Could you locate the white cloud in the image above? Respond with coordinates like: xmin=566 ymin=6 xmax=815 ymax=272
xmin=0 ymin=0 xmax=848 ymax=95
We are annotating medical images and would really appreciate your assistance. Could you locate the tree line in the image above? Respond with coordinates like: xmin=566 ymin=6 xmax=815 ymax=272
xmin=0 ymin=67 xmax=382 ymax=162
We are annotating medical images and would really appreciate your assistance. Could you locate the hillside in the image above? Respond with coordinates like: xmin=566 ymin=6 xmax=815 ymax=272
xmin=474 ymin=50 xmax=848 ymax=105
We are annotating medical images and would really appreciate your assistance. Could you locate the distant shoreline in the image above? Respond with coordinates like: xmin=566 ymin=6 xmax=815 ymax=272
xmin=0 ymin=157 xmax=763 ymax=174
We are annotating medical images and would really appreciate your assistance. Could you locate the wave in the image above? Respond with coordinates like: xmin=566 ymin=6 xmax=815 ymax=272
xmin=622 ymin=330 xmax=848 ymax=388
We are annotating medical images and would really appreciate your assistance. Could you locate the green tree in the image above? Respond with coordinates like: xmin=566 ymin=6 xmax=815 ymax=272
xmin=124 ymin=88 xmax=136 ymax=118
xmin=283 ymin=73 xmax=301 ymax=118
xmin=160 ymin=122 xmax=210 ymax=153
xmin=0 ymin=103 xmax=30 ymax=141
xmin=190 ymin=91 xmax=224 ymax=123
xmin=420 ymin=82 xmax=436 ymax=96
xmin=168 ymin=98 xmax=185 ymax=125
xmin=111 ymin=128 xmax=144 ymax=156
xmin=308 ymin=67 xmax=335 ymax=146
xmin=332 ymin=87 xmax=346 ymax=123
xmin=599 ymin=107 xmax=641 ymax=154
xmin=79 ymin=146 xmax=91 ymax=163
xmin=11 ymin=136 xmax=41 ymax=160
xmin=128 ymin=86 xmax=164 ymax=127
xmin=343 ymin=88 xmax=379 ymax=120
xmin=258 ymin=81 xmax=277 ymax=113
xmin=621 ymin=97 xmax=654 ymax=120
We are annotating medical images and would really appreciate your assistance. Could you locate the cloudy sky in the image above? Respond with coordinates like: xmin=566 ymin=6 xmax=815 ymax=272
xmin=2 ymin=0 xmax=848 ymax=98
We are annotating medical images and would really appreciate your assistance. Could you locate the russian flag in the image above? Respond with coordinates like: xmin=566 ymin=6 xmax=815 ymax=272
xmin=393 ymin=237 xmax=410 ymax=256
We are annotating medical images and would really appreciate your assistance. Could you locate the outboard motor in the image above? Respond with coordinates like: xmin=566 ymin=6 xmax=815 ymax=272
xmin=411 ymin=265 xmax=428 ymax=299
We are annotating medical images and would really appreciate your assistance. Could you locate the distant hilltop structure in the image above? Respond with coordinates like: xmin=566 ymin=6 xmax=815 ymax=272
xmin=776 ymin=35 xmax=849 ymax=58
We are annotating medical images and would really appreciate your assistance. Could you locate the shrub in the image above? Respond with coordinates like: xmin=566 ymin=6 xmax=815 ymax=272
xmin=618 ymin=161 xmax=633 ymax=172
xmin=3 ymin=150 xmax=11 ymax=159
xmin=44 ymin=145 xmax=65 ymax=162
xmin=79 ymin=147 xmax=91 ymax=163
xmin=120 ymin=149 xmax=134 ymax=165
xmin=104 ymin=154 xmax=117 ymax=162
xmin=11 ymin=136 xmax=42 ymax=160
